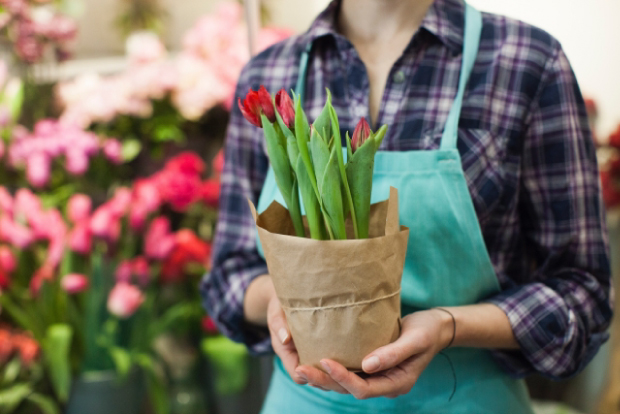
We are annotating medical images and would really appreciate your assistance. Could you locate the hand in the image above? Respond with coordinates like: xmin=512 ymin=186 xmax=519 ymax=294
xmin=295 ymin=308 xmax=453 ymax=398
xmin=267 ymin=293 xmax=307 ymax=385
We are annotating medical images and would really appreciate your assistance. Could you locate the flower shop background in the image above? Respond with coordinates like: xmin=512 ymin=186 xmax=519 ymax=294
xmin=1 ymin=1 xmax=620 ymax=414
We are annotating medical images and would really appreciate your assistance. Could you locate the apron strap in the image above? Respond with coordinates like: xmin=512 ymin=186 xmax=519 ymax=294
xmin=295 ymin=43 xmax=313 ymax=104
xmin=439 ymin=4 xmax=482 ymax=150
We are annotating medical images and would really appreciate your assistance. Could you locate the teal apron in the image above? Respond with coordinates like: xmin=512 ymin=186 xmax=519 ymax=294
xmin=256 ymin=4 xmax=535 ymax=413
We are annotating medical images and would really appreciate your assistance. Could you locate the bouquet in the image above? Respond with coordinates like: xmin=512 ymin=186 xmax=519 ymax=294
xmin=239 ymin=87 xmax=409 ymax=370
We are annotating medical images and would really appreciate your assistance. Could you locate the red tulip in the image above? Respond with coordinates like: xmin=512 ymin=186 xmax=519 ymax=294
xmin=275 ymin=89 xmax=295 ymax=128
xmin=13 ymin=334 xmax=39 ymax=366
xmin=107 ymin=282 xmax=144 ymax=319
xmin=238 ymin=86 xmax=276 ymax=127
xmin=61 ymin=273 xmax=89 ymax=294
xmin=351 ymin=117 xmax=371 ymax=153
xmin=201 ymin=179 xmax=220 ymax=207
xmin=202 ymin=316 xmax=218 ymax=334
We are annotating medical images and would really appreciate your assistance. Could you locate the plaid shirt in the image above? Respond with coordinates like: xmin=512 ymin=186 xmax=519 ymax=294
xmin=200 ymin=0 xmax=612 ymax=379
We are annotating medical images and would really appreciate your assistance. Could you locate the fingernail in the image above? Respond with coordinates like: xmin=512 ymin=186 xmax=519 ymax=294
xmin=320 ymin=360 xmax=331 ymax=374
xmin=362 ymin=356 xmax=380 ymax=372
xmin=278 ymin=328 xmax=289 ymax=344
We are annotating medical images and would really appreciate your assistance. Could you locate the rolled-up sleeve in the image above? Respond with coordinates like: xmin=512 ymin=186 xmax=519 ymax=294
xmin=488 ymin=43 xmax=613 ymax=379
xmin=200 ymin=66 xmax=272 ymax=355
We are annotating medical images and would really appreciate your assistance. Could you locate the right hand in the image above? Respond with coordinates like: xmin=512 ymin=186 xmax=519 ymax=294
xmin=267 ymin=293 xmax=307 ymax=385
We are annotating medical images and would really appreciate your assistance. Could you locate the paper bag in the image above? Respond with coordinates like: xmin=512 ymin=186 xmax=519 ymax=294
xmin=249 ymin=187 xmax=409 ymax=371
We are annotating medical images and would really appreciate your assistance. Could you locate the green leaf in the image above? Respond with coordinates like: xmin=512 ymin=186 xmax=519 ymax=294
xmin=136 ymin=357 xmax=169 ymax=414
xmin=202 ymin=336 xmax=249 ymax=396
xmin=0 ymin=383 xmax=32 ymax=413
xmin=346 ymin=131 xmax=353 ymax=161
xmin=0 ymin=295 xmax=42 ymax=339
xmin=109 ymin=347 xmax=132 ymax=379
xmin=309 ymin=130 xmax=330 ymax=196
xmin=43 ymin=324 xmax=73 ymax=402
xmin=121 ymin=139 xmax=142 ymax=162
xmin=346 ymin=138 xmax=376 ymax=239
xmin=294 ymin=95 xmax=320 ymax=202
xmin=26 ymin=393 xmax=60 ymax=414
xmin=320 ymin=145 xmax=347 ymax=240
xmin=328 ymin=103 xmax=358 ymax=238
xmin=2 ymin=358 xmax=22 ymax=386
xmin=373 ymin=125 xmax=388 ymax=150
xmin=312 ymin=90 xmax=332 ymax=144
xmin=296 ymin=157 xmax=325 ymax=240
xmin=262 ymin=114 xmax=305 ymax=237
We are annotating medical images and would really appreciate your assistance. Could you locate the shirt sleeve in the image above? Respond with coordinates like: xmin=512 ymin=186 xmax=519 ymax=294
xmin=487 ymin=43 xmax=614 ymax=379
xmin=199 ymin=66 xmax=273 ymax=355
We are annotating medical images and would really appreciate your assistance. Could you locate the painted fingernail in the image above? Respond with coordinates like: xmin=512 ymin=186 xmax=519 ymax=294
xmin=278 ymin=328 xmax=289 ymax=344
xmin=362 ymin=356 xmax=380 ymax=372
xmin=320 ymin=360 xmax=331 ymax=374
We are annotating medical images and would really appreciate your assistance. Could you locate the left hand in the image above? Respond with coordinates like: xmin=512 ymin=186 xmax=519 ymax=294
xmin=295 ymin=308 xmax=454 ymax=399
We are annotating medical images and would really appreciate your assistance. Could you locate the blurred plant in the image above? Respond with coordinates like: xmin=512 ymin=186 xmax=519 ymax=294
xmin=116 ymin=0 xmax=166 ymax=37
xmin=0 ymin=0 xmax=78 ymax=65
xmin=0 ymin=325 xmax=60 ymax=414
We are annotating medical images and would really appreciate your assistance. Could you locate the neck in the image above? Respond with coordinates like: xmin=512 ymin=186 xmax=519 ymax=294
xmin=338 ymin=0 xmax=434 ymax=45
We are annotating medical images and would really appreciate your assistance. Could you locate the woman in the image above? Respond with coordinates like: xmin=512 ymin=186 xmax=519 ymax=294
xmin=201 ymin=0 xmax=613 ymax=412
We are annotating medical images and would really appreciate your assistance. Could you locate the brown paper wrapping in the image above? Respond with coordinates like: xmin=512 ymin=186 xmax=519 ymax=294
xmin=249 ymin=187 xmax=409 ymax=371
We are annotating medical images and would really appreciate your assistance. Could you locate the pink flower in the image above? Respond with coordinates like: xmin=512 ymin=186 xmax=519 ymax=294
xmin=351 ymin=117 xmax=371 ymax=153
xmin=125 ymin=31 xmax=166 ymax=64
xmin=30 ymin=264 xmax=54 ymax=296
xmin=45 ymin=237 xmax=66 ymax=269
xmin=129 ymin=205 xmax=148 ymax=231
xmin=0 ymin=187 xmax=13 ymax=216
xmin=133 ymin=179 xmax=161 ymax=212
xmin=102 ymin=139 xmax=122 ymax=164
xmin=61 ymin=273 xmax=89 ymax=294
xmin=115 ymin=260 xmax=132 ymax=283
xmin=65 ymin=148 xmax=89 ymax=175
xmin=144 ymin=216 xmax=175 ymax=260
xmin=131 ymin=257 xmax=150 ymax=286
xmin=0 ymin=138 xmax=4 ymax=159
xmin=26 ymin=152 xmax=51 ymax=187
xmin=275 ymin=89 xmax=295 ymax=129
xmin=156 ymin=169 xmax=202 ymax=212
xmin=0 ymin=216 xmax=34 ymax=248
xmin=108 ymin=187 xmax=132 ymax=217
xmin=67 ymin=194 xmax=92 ymax=224
xmin=0 ymin=246 xmax=16 ymax=274
xmin=13 ymin=189 xmax=42 ymax=224
xmin=107 ymin=282 xmax=144 ymax=319
xmin=90 ymin=206 xmax=114 ymax=238
xmin=68 ymin=223 xmax=91 ymax=254
xmin=165 ymin=152 xmax=205 ymax=176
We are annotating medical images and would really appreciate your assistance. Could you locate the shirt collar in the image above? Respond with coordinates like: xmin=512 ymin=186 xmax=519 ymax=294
xmin=300 ymin=0 xmax=466 ymax=54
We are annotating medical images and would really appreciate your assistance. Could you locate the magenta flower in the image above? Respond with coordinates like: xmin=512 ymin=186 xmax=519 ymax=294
xmin=0 ymin=216 xmax=34 ymax=248
xmin=68 ymin=223 xmax=91 ymax=254
xmin=107 ymin=282 xmax=144 ymax=319
xmin=61 ymin=273 xmax=89 ymax=294
xmin=65 ymin=148 xmax=89 ymax=175
xmin=131 ymin=256 xmax=150 ymax=287
xmin=67 ymin=194 xmax=92 ymax=224
xmin=144 ymin=216 xmax=175 ymax=260
xmin=0 ymin=187 xmax=14 ymax=216
xmin=0 ymin=246 xmax=16 ymax=274
xmin=26 ymin=152 xmax=51 ymax=187
xmin=102 ymin=139 xmax=122 ymax=164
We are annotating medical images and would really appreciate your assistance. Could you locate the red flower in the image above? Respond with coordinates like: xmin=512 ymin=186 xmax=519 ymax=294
xmin=161 ymin=230 xmax=212 ymax=283
xmin=13 ymin=334 xmax=39 ymax=366
xmin=165 ymin=152 xmax=205 ymax=176
xmin=202 ymin=316 xmax=219 ymax=335
xmin=275 ymin=89 xmax=295 ymax=128
xmin=201 ymin=179 xmax=220 ymax=207
xmin=0 ymin=329 xmax=15 ymax=363
xmin=238 ymin=86 xmax=275 ymax=127
xmin=351 ymin=117 xmax=371 ymax=153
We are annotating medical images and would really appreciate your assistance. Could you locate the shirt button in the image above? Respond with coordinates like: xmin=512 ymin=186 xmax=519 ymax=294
xmin=393 ymin=70 xmax=406 ymax=84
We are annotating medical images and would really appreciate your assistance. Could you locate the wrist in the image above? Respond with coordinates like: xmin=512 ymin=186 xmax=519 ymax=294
xmin=243 ymin=274 xmax=274 ymax=326
xmin=433 ymin=308 xmax=456 ymax=350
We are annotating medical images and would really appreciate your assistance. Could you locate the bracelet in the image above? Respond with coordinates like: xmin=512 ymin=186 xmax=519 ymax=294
xmin=434 ymin=307 xmax=456 ymax=349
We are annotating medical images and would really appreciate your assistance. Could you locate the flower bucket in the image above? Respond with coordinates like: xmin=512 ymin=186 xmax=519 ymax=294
xmin=65 ymin=369 xmax=144 ymax=414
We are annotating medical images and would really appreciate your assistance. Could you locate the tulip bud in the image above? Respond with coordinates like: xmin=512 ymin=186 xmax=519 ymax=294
xmin=351 ymin=117 xmax=371 ymax=153
xmin=61 ymin=273 xmax=89 ymax=294
xmin=107 ymin=282 xmax=145 ymax=319
xmin=238 ymin=86 xmax=276 ymax=128
xmin=275 ymin=89 xmax=295 ymax=128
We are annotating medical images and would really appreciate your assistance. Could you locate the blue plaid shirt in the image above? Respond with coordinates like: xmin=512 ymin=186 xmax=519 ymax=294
xmin=201 ymin=0 xmax=612 ymax=379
